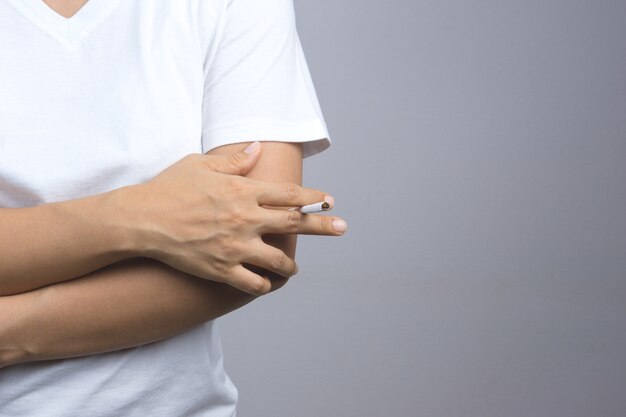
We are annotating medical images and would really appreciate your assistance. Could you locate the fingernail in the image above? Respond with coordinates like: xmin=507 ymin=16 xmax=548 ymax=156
xmin=324 ymin=195 xmax=335 ymax=208
xmin=333 ymin=219 xmax=348 ymax=233
xmin=244 ymin=141 xmax=261 ymax=154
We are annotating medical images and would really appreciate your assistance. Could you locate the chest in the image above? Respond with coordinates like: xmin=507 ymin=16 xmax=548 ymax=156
xmin=0 ymin=1 xmax=212 ymax=206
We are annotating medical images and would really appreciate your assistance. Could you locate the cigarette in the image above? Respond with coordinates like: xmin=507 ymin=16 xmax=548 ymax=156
xmin=289 ymin=201 xmax=331 ymax=214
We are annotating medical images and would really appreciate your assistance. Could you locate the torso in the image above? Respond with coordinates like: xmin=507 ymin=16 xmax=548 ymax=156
xmin=0 ymin=1 xmax=238 ymax=413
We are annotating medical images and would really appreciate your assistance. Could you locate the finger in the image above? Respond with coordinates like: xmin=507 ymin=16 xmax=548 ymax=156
xmin=226 ymin=264 xmax=272 ymax=296
xmin=242 ymin=239 xmax=298 ymax=279
xmin=258 ymin=209 xmax=348 ymax=236
xmin=254 ymin=181 xmax=328 ymax=207
xmin=202 ymin=141 xmax=262 ymax=176
xmin=244 ymin=264 xmax=290 ymax=293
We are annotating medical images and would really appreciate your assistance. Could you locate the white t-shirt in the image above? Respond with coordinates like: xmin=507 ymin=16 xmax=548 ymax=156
xmin=0 ymin=0 xmax=330 ymax=415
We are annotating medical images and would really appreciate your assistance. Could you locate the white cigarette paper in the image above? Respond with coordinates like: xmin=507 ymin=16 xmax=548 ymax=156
xmin=290 ymin=201 xmax=331 ymax=214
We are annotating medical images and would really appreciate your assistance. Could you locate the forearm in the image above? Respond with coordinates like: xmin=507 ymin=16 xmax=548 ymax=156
xmin=0 ymin=142 xmax=303 ymax=367
xmin=0 ymin=188 xmax=138 ymax=296
xmin=0 ymin=257 xmax=257 ymax=367
xmin=208 ymin=141 xmax=302 ymax=278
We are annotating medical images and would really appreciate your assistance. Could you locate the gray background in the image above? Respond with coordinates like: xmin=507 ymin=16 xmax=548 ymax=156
xmin=220 ymin=1 xmax=626 ymax=416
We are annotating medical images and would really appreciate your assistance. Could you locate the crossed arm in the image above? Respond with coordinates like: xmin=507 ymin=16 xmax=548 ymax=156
xmin=0 ymin=141 xmax=302 ymax=367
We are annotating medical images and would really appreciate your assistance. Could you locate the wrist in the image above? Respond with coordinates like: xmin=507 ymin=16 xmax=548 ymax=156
xmin=0 ymin=292 xmax=39 ymax=368
xmin=103 ymin=184 xmax=151 ymax=258
xmin=0 ymin=344 xmax=29 ymax=368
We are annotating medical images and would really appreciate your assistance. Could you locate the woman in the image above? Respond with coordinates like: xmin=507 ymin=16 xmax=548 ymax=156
xmin=0 ymin=0 xmax=346 ymax=415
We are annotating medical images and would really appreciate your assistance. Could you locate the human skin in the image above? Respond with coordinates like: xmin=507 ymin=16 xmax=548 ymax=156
xmin=1 ymin=0 xmax=348 ymax=371
xmin=0 ymin=141 xmax=346 ymax=367
xmin=0 ymin=143 xmax=342 ymax=296
xmin=41 ymin=0 xmax=86 ymax=18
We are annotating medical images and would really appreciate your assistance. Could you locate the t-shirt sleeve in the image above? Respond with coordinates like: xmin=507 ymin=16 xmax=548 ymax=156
xmin=201 ymin=0 xmax=331 ymax=158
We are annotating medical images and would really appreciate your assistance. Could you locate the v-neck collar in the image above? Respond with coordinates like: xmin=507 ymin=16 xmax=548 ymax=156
xmin=7 ymin=0 xmax=121 ymax=52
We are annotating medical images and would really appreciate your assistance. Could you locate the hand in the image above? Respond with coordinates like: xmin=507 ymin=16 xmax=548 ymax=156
xmin=121 ymin=142 xmax=346 ymax=295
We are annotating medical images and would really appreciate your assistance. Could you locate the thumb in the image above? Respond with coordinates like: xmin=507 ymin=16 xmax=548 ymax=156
xmin=203 ymin=141 xmax=262 ymax=176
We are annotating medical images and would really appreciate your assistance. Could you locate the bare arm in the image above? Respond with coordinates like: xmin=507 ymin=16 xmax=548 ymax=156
xmin=208 ymin=142 xmax=304 ymax=265
xmin=0 ymin=142 xmax=310 ymax=367
xmin=0 ymin=141 xmax=336 ymax=296
xmin=1 ymin=257 xmax=258 ymax=366
xmin=0 ymin=189 xmax=137 ymax=296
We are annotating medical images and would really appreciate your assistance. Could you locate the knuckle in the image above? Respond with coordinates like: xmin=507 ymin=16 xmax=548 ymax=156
xmin=223 ymin=242 xmax=239 ymax=259
xmin=286 ymin=259 xmax=298 ymax=277
xmin=227 ymin=206 xmax=246 ymax=225
xmin=285 ymin=210 xmax=302 ymax=230
xmin=213 ymin=262 xmax=230 ymax=280
xmin=227 ymin=153 xmax=246 ymax=174
xmin=247 ymin=278 xmax=268 ymax=296
xmin=320 ymin=216 xmax=334 ymax=234
xmin=228 ymin=178 xmax=250 ymax=198
xmin=217 ymin=203 xmax=256 ymax=231
xmin=204 ymin=159 xmax=219 ymax=171
xmin=206 ymin=253 xmax=231 ymax=280
xmin=215 ymin=233 xmax=240 ymax=258
xmin=247 ymin=209 xmax=262 ymax=228
xmin=270 ymin=253 xmax=288 ymax=272
xmin=281 ymin=182 xmax=300 ymax=202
